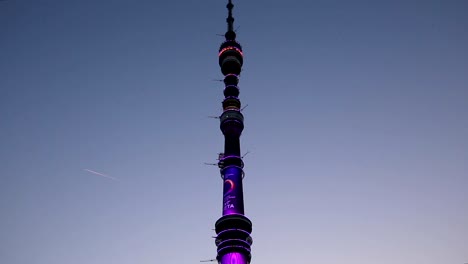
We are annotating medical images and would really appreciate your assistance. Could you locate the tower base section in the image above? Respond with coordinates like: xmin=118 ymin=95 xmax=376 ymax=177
xmin=215 ymin=214 xmax=253 ymax=263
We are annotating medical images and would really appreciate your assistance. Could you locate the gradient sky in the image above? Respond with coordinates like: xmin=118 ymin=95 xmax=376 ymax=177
xmin=1 ymin=1 xmax=467 ymax=264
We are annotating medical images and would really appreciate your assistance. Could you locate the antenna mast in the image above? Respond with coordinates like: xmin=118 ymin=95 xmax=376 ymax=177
xmin=226 ymin=0 xmax=234 ymax=32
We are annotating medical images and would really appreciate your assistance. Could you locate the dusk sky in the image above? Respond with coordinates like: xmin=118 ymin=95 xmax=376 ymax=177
xmin=1 ymin=1 xmax=467 ymax=264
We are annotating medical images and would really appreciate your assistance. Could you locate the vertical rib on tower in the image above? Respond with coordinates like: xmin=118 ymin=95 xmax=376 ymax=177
xmin=214 ymin=1 xmax=253 ymax=264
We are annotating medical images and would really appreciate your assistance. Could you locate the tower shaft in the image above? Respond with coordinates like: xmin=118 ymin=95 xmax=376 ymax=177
xmin=213 ymin=1 xmax=253 ymax=264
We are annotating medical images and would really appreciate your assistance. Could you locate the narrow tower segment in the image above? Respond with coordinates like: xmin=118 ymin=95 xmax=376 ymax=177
xmin=214 ymin=1 xmax=253 ymax=264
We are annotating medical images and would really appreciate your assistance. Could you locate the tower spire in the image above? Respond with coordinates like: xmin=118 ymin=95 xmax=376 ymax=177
xmin=226 ymin=0 xmax=234 ymax=32
xmin=225 ymin=0 xmax=236 ymax=40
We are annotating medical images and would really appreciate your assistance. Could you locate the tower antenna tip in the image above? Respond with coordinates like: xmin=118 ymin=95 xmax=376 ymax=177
xmin=225 ymin=0 xmax=235 ymax=38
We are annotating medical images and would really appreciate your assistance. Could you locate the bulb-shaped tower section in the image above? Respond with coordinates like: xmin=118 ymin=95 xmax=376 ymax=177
xmin=214 ymin=1 xmax=253 ymax=264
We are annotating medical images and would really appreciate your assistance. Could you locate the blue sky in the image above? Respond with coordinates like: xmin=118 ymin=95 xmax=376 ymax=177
xmin=1 ymin=1 xmax=467 ymax=264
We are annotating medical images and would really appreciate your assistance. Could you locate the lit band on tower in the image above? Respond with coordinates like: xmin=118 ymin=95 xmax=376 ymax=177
xmin=213 ymin=1 xmax=253 ymax=264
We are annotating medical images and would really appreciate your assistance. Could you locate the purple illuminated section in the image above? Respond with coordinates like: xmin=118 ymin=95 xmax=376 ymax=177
xmin=222 ymin=166 xmax=245 ymax=215
xmin=220 ymin=252 xmax=249 ymax=264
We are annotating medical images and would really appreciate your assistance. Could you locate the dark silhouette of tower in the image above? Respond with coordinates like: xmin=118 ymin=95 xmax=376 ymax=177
xmin=212 ymin=1 xmax=253 ymax=264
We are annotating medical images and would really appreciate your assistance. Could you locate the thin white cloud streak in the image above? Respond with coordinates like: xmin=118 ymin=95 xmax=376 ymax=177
xmin=83 ymin=169 xmax=120 ymax=181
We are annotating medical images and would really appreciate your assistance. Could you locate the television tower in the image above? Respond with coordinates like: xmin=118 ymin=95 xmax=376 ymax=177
xmin=212 ymin=1 xmax=253 ymax=264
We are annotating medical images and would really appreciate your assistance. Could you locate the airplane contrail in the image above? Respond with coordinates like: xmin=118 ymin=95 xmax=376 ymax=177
xmin=83 ymin=169 xmax=120 ymax=181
